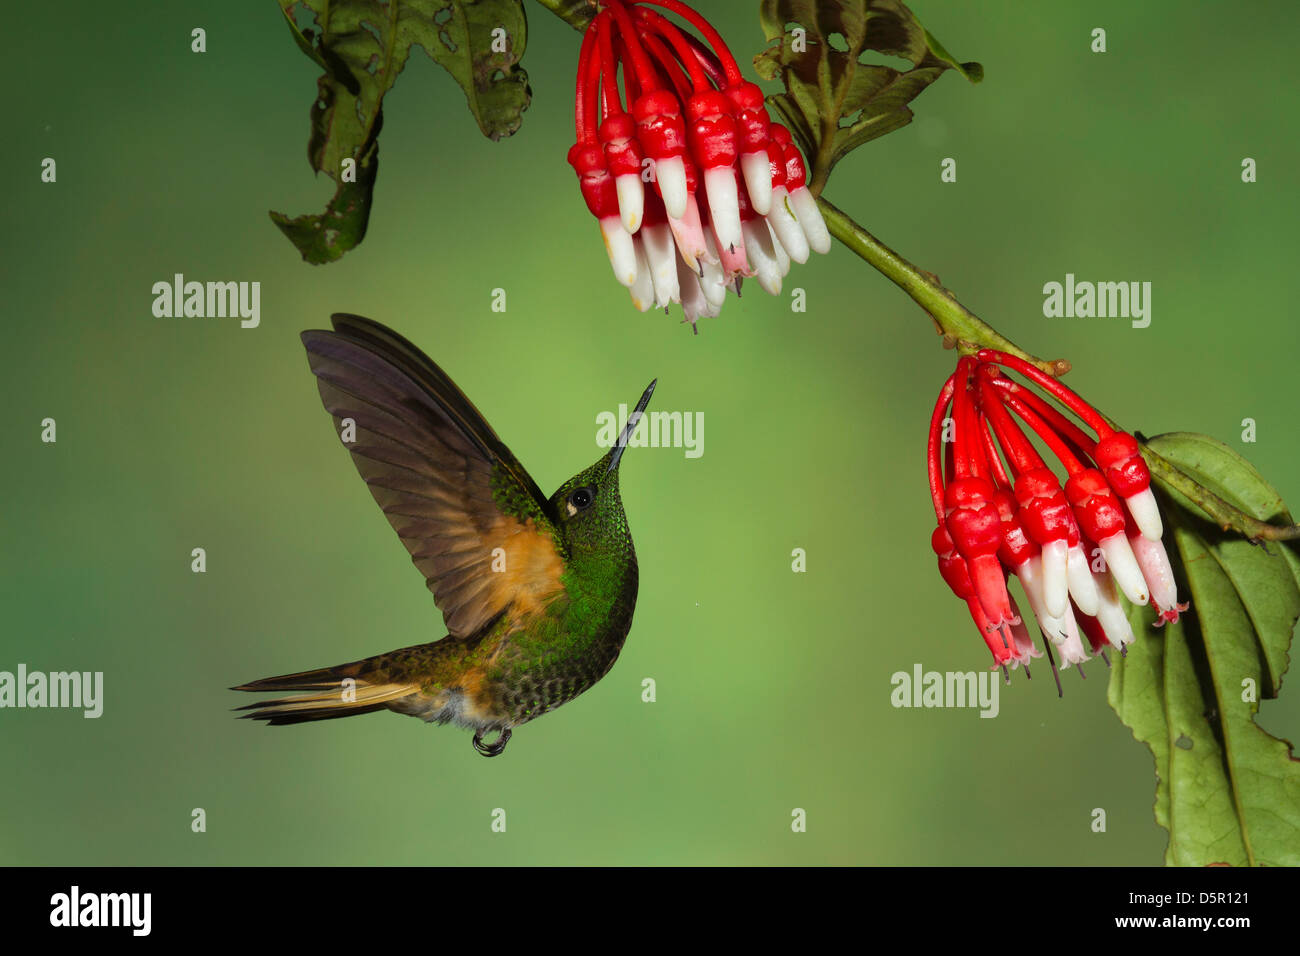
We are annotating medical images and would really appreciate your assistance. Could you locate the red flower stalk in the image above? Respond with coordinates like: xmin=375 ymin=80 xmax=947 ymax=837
xmin=928 ymin=353 xmax=1188 ymax=675
xmin=567 ymin=0 xmax=830 ymax=329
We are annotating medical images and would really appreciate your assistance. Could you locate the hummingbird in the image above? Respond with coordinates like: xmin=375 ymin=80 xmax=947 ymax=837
xmin=233 ymin=313 xmax=655 ymax=757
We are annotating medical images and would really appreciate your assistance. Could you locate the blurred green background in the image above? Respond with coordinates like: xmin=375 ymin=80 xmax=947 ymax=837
xmin=3 ymin=0 xmax=1297 ymax=865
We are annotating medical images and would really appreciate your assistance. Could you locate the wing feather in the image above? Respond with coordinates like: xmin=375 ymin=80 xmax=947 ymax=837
xmin=300 ymin=315 xmax=566 ymax=638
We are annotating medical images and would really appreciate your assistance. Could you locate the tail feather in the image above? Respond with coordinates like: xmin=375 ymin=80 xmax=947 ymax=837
xmin=239 ymin=702 xmax=393 ymax=726
xmin=232 ymin=661 xmax=421 ymax=726
xmin=231 ymin=658 xmax=375 ymax=693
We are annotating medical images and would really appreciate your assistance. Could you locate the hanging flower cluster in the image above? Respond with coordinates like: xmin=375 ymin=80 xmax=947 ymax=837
xmin=567 ymin=0 xmax=831 ymax=328
xmin=928 ymin=350 xmax=1188 ymax=674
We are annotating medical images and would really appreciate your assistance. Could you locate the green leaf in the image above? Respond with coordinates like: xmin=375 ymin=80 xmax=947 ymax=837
xmin=754 ymin=0 xmax=981 ymax=192
xmin=271 ymin=0 xmax=531 ymax=263
xmin=1109 ymin=433 xmax=1300 ymax=866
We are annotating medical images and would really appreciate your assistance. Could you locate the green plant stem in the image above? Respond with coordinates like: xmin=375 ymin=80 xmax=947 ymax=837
xmin=816 ymin=197 xmax=1067 ymax=377
xmin=1139 ymin=442 xmax=1300 ymax=543
xmin=532 ymin=0 xmax=593 ymax=31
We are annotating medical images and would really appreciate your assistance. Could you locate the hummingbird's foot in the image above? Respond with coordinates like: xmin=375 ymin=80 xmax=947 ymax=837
xmin=472 ymin=727 xmax=512 ymax=757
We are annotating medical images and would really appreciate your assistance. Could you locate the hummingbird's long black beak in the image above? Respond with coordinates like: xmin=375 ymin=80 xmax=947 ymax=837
xmin=607 ymin=379 xmax=657 ymax=474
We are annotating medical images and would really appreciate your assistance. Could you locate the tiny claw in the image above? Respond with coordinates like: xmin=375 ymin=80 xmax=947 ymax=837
xmin=472 ymin=727 xmax=512 ymax=757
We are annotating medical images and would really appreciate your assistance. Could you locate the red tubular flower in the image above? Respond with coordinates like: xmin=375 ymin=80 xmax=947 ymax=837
xmin=928 ymin=368 xmax=1024 ymax=667
xmin=1095 ymin=432 xmax=1163 ymax=541
xmin=1064 ymin=467 xmax=1149 ymax=607
xmin=567 ymin=0 xmax=830 ymax=329
xmin=595 ymin=18 xmax=644 ymax=234
xmin=632 ymin=87 xmax=690 ymax=216
xmin=927 ymin=353 xmax=1189 ymax=677
xmin=568 ymin=18 xmax=636 ymax=287
xmin=687 ymin=87 xmax=743 ymax=255
xmin=763 ymin=126 xmax=809 ymax=263
xmin=729 ymin=81 xmax=774 ymax=215
xmin=769 ymin=124 xmax=831 ymax=255
xmin=931 ymin=525 xmax=1018 ymax=666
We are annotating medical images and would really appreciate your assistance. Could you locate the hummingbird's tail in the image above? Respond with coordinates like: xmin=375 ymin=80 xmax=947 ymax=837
xmin=231 ymin=658 xmax=422 ymax=726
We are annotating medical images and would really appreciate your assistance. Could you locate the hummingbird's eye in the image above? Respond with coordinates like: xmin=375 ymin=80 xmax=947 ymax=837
xmin=569 ymin=487 xmax=594 ymax=510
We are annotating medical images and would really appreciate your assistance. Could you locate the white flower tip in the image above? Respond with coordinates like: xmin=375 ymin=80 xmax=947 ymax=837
xmin=641 ymin=224 xmax=680 ymax=309
xmin=1067 ymin=545 xmax=1101 ymax=617
xmin=1092 ymin=572 xmax=1138 ymax=649
xmin=699 ymin=263 xmax=727 ymax=308
xmin=1130 ymin=534 xmax=1180 ymax=614
xmin=627 ymin=239 xmax=654 ymax=310
xmin=1100 ymin=534 xmax=1150 ymax=606
xmin=767 ymin=223 xmax=791 ymax=276
xmin=1127 ymin=488 xmax=1164 ymax=541
xmin=704 ymin=166 xmax=743 ymax=253
xmin=676 ymin=255 xmax=709 ymax=321
xmin=615 ymin=174 xmax=644 ymax=233
xmin=1071 ymin=593 xmax=1100 ymax=619
xmin=755 ymin=270 xmax=782 ymax=296
xmin=740 ymin=152 xmax=773 ymax=216
xmin=1041 ymin=539 xmax=1069 ymax=619
xmin=767 ymin=188 xmax=810 ymax=264
xmin=789 ymin=186 xmax=832 ymax=254
xmin=742 ymin=221 xmax=783 ymax=296
xmin=1060 ymin=644 xmax=1089 ymax=668
xmin=655 ymin=156 xmax=688 ymax=220
xmin=600 ymin=218 xmax=638 ymax=287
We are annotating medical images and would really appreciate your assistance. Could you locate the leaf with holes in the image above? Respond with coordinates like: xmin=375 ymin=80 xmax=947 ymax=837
xmin=271 ymin=0 xmax=531 ymax=263
xmin=1109 ymin=433 xmax=1300 ymax=866
xmin=754 ymin=0 xmax=980 ymax=192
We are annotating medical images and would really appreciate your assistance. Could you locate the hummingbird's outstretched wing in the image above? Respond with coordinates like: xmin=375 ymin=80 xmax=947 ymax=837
xmin=300 ymin=314 xmax=567 ymax=639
